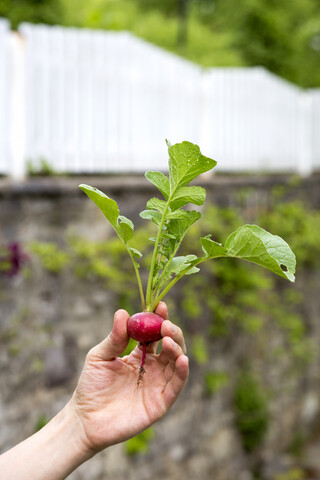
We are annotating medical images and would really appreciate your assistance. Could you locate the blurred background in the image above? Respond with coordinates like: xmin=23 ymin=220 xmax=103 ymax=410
xmin=1 ymin=1 xmax=320 ymax=479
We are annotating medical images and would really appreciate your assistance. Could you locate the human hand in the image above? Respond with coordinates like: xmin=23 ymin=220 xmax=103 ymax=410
xmin=70 ymin=302 xmax=189 ymax=454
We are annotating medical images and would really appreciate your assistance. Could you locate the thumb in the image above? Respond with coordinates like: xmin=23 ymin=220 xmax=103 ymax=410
xmin=89 ymin=309 xmax=130 ymax=361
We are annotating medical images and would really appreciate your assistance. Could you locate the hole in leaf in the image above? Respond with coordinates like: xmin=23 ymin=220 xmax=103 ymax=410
xmin=280 ymin=264 xmax=288 ymax=272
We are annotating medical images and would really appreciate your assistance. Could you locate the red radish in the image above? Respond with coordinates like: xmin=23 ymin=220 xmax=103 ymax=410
xmin=128 ymin=312 xmax=164 ymax=381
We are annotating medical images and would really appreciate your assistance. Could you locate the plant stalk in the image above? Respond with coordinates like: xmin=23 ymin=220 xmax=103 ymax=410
xmin=150 ymin=257 xmax=208 ymax=311
xmin=128 ymin=251 xmax=146 ymax=311
xmin=146 ymin=201 xmax=171 ymax=309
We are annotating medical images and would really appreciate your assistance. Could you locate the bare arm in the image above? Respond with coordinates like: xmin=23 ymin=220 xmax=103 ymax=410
xmin=0 ymin=302 xmax=189 ymax=480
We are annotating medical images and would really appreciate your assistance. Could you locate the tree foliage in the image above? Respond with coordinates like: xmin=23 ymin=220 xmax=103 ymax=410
xmin=0 ymin=0 xmax=62 ymax=29
xmin=1 ymin=0 xmax=320 ymax=86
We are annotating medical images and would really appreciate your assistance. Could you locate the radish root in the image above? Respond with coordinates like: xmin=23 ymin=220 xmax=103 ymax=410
xmin=137 ymin=343 xmax=147 ymax=387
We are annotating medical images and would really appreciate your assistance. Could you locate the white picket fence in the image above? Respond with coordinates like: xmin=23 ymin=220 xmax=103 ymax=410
xmin=1 ymin=19 xmax=320 ymax=178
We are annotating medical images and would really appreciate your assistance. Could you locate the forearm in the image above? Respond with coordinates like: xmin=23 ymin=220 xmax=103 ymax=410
xmin=0 ymin=402 xmax=94 ymax=480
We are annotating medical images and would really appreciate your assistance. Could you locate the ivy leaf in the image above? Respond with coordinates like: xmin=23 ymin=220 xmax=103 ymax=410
xmin=170 ymin=186 xmax=206 ymax=211
xmin=168 ymin=141 xmax=217 ymax=191
xmin=224 ymin=225 xmax=296 ymax=282
xmin=79 ymin=184 xmax=119 ymax=227
xmin=145 ymin=171 xmax=170 ymax=200
xmin=201 ymin=236 xmax=226 ymax=257
xmin=118 ymin=216 xmax=134 ymax=244
xmin=147 ymin=198 xmax=167 ymax=213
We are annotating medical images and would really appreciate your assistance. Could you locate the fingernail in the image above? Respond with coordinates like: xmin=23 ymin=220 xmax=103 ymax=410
xmin=171 ymin=323 xmax=177 ymax=334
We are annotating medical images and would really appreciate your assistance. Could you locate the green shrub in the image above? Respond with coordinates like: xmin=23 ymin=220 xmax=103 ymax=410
xmin=31 ymin=242 xmax=69 ymax=273
xmin=125 ymin=427 xmax=154 ymax=456
xmin=234 ymin=371 xmax=269 ymax=452
xmin=204 ymin=371 xmax=229 ymax=396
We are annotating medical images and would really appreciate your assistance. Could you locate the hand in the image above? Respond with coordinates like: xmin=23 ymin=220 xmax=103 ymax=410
xmin=70 ymin=302 xmax=189 ymax=454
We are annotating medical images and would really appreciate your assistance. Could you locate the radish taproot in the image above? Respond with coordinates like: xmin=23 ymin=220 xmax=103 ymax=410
xmin=128 ymin=312 xmax=164 ymax=379
xmin=79 ymin=140 xmax=296 ymax=381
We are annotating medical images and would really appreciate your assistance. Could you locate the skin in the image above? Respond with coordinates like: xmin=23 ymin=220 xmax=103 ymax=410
xmin=0 ymin=302 xmax=188 ymax=480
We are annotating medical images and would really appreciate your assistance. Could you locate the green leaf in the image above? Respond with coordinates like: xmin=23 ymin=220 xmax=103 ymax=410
xmin=145 ymin=171 xmax=170 ymax=200
xmin=168 ymin=211 xmax=201 ymax=242
xmin=129 ymin=247 xmax=143 ymax=258
xmin=162 ymin=255 xmax=199 ymax=282
xmin=171 ymin=255 xmax=198 ymax=273
xmin=185 ymin=266 xmax=200 ymax=275
xmin=147 ymin=198 xmax=167 ymax=213
xmin=166 ymin=210 xmax=189 ymax=220
xmin=168 ymin=141 xmax=217 ymax=190
xmin=162 ymin=232 xmax=176 ymax=240
xmin=225 ymin=225 xmax=296 ymax=282
xmin=79 ymin=184 xmax=136 ymax=246
xmin=140 ymin=209 xmax=162 ymax=226
xmin=118 ymin=216 xmax=134 ymax=244
xmin=79 ymin=184 xmax=119 ymax=227
xmin=201 ymin=236 xmax=226 ymax=257
xmin=170 ymin=186 xmax=206 ymax=211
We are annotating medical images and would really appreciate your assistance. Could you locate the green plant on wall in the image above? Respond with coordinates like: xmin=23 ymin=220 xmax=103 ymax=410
xmin=204 ymin=370 xmax=229 ymax=396
xmin=31 ymin=242 xmax=70 ymax=273
xmin=30 ymin=198 xmax=319 ymax=369
xmin=29 ymin=196 xmax=320 ymax=455
xmin=34 ymin=414 xmax=50 ymax=433
xmin=125 ymin=427 xmax=155 ymax=455
xmin=274 ymin=468 xmax=306 ymax=480
xmin=234 ymin=371 xmax=269 ymax=452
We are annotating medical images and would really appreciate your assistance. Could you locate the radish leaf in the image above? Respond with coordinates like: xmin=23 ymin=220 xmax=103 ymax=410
xmin=147 ymin=198 xmax=167 ymax=212
xmin=145 ymin=171 xmax=170 ymax=199
xmin=201 ymin=236 xmax=226 ymax=257
xmin=170 ymin=186 xmax=206 ymax=210
xmin=118 ymin=216 xmax=134 ymax=244
xmin=168 ymin=211 xmax=201 ymax=242
xmin=224 ymin=225 xmax=296 ymax=282
xmin=79 ymin=140 xmax=296 ymax=314
xmin=168 ymin=141 xmax=217 ymax=191
xmin=79 ymin=184 xmax=119 ymax=227
xmin=130 ymin=247 xmax=142 ymax=258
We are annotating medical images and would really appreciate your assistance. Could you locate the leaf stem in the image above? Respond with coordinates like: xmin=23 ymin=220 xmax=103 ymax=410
xmin=154 ymin=245 xmax=179 ymax=294
xmin=146 ymin=202 xmax=171 ymax=309
xmin=150 ymin=257 xmax=206 ymax=311
xmin=113 ymin=226 xmax=146 ymax=311
xmin=128 ymin=250 xmax=146 ymax=311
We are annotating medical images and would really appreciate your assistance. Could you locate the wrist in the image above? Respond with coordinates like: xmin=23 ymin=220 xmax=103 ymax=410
xmin=0 ymin=401 xmax=95 ymax=480
xmin=58 ymin=401 xmax=96 ymax=463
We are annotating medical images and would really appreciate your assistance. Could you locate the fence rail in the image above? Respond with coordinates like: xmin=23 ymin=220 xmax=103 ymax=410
xmin=0 ymin=19 xmax=319 ymax=178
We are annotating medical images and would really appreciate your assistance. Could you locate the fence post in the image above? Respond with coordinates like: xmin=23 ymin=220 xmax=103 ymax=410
xmin=9 ymin=32 xmax=26 ymax=179
xmin=298 ymin=91 xmax=313 ymax=176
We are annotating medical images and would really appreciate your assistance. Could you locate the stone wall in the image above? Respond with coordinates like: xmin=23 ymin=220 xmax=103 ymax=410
xmin=1 ymin=174 xmax=320 ymax=480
